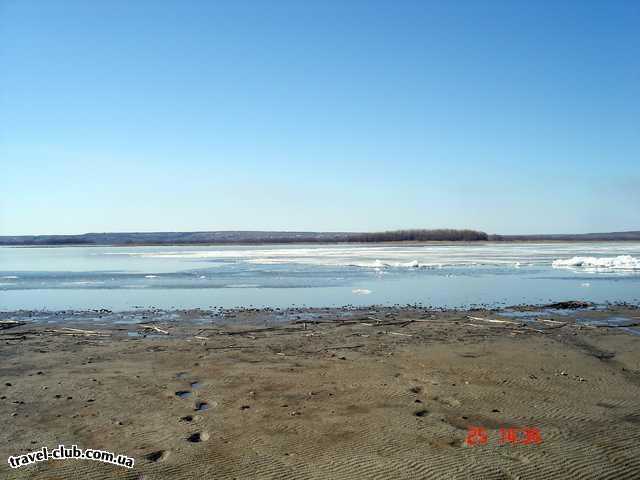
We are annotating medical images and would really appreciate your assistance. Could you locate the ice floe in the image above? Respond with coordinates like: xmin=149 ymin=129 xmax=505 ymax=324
xmin=352 ymin=289 xmax=372 ymax=295
xmin=552 ymin=255 xmax=640 ymax=271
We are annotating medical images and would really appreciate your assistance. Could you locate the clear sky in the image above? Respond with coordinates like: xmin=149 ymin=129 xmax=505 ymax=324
xmin=1 ymin=0 xmax=638 ymax=235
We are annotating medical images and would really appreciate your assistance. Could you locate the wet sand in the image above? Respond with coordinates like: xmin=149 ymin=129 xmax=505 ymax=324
xmin=1 ymin=305 xmax=640 ymax=479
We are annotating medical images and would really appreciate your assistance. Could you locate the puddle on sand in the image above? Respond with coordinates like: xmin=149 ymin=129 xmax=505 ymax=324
xmin=195 ymin=402 xmax=209 ymax=411
xmin=620 ymin=327 xmax=640 ymax=336
xmin=577 ymin=316 xmax=636 ymax=326
xmin=576 ymin=316 xmax=640 ymax=336
xmin=175 ymin=391 xmax=192 ymax=399
xmin=190 ymin=381 xmax=203 ymax=389
xmin=499 ymin=308 xmax=579 ymax=319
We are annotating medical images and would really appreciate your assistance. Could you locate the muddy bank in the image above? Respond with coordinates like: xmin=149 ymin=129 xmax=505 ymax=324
xmin=1 ymin=305 xmax=640 ymax=479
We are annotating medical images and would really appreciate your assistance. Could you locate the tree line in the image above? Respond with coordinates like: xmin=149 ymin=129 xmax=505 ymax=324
xmin=345 ymin=229 xmax=489 ymax=242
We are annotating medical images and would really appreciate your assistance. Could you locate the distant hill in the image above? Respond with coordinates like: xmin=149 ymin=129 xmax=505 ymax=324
xmin=0 ymin=229 xmax=488 ymax=246
xmin=0 ymin=229 xmax=638 ymax=246
xmin=488 ymin=231 xmax=640 ymax=241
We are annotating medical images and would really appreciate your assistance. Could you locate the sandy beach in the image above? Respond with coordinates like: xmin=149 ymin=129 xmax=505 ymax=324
xmin=1 ymin=305 xmax=639 ymax=479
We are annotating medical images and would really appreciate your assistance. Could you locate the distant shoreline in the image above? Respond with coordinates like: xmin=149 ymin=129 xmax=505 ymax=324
xmin=3 ymin=239 xmax=640 ymax=248
xmin=1 ymin=229 xmax=639 ymax=246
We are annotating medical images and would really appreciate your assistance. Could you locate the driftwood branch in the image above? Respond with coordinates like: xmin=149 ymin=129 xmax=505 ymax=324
xmin=0 ymin=320 xmax=27 ymax=330
xmin=139 ymin=325 xmax=169 ymax=335
xmin=323 ymin=344 xmax=365 ymax=350
xmin=467 ymin=316 xmax=520 ymax=325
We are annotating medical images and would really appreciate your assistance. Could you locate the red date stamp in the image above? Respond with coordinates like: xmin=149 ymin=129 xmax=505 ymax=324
xmin=465 ymin=426 xmax=542 ymax=446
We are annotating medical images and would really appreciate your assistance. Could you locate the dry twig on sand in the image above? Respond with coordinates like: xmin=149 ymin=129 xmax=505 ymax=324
xmin=50 ymin=328 xmax=110 ymax=337
xmin=322 ymin=344 xmax=365 ymax=351
xmin=0 ymin=320 xmax=27 ymax=330
xmin=139 ymin=325 xmax=170 ymax=335
xmin=467 ymin=316 xmax=520 ymax=325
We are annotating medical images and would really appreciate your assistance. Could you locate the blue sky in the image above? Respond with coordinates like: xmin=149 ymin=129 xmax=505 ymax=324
xmin=1 ymin=0 xmax=639 ymax=235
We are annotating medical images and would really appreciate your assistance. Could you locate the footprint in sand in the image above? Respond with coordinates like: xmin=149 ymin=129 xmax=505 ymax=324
xmin=175 ymin=376 xmax=212 ymax=435
xmin=145 ymin=450 xmax=170 ymax=462
xmin=186 ymin=432 xmax=209 ymax=443
xmin=177 ymin=379 xmax=213 ymax=412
